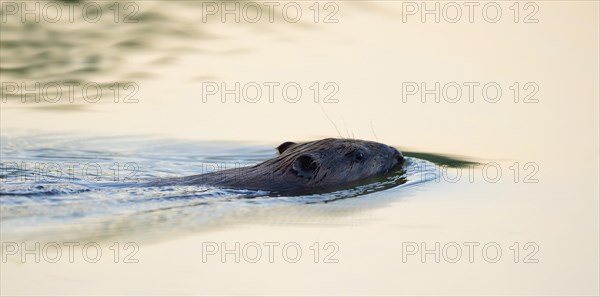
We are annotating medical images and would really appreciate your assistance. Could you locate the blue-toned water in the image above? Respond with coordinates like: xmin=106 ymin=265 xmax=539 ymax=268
xmin=0 ymin=134 xmax=438 ymax=241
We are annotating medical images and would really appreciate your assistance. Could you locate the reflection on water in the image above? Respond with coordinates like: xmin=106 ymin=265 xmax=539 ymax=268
xmin=0 ymin=134 xmax=447 ymax=241
xmin=0 ymin=1 xmax=239 ymax=105
xmin=1 ymin=0 xmax=339 ymax=106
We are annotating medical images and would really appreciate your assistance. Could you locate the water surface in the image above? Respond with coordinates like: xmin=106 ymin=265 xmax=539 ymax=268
xmin=0 ymin=1 xmax=598 ymax=295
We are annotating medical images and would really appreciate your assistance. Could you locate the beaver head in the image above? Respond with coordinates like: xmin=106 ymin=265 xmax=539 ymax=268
xmin=271 ymin=138 xmax=404 ymax=190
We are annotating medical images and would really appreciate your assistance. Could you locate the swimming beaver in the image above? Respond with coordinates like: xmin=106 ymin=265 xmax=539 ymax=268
xmin=154 ymin=138 xmax=404 ymax=195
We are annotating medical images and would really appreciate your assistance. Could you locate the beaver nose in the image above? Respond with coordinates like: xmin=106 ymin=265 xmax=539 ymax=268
xmin=391 ymin=147 xmax=404 ymax=164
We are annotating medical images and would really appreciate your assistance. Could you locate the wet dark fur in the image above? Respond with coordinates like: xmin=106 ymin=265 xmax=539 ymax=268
xmin=152 ymin=138 xmax=404 ymax=195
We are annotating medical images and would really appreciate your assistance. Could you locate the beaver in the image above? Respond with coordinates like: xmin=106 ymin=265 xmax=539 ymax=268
xmin=153 ymin=138 xmax=404 ymax=195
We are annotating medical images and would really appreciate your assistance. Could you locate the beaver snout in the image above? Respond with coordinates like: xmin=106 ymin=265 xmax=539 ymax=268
xmin=391 ymin=147 xmax=404 ymax=164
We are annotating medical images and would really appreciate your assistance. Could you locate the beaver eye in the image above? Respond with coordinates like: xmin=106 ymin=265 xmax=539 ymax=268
xmin=354 ymin=151 xmax=365 ymax=161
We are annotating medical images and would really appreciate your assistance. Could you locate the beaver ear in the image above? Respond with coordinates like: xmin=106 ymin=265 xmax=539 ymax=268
xmin=276 ymin=141 xmax=297 ymax=154
xmin=292 ymin=154 xmax=319 ymax=179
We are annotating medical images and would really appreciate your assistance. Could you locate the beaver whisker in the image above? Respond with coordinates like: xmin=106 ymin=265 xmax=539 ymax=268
xmin=318 ymin=103 xmax=343 ymax=138
xmin=370 ymin=121 xmax=379 ymax=142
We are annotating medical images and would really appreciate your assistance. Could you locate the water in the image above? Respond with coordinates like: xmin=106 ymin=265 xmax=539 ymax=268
xmin=1 ymin=0 xmax=598 ymax=295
